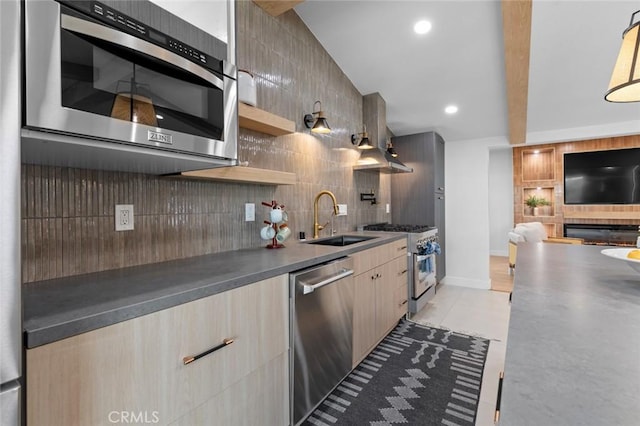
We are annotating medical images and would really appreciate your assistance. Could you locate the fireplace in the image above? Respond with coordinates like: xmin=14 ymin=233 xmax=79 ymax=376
xmin=564 ymin=224 xmax=639 ymax=246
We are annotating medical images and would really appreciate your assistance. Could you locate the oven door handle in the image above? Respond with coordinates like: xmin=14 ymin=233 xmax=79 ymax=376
xmin=415 ymin=254 xmax=431 ymax=263
xmin=60 ymin=13 xmax=225 ymax=90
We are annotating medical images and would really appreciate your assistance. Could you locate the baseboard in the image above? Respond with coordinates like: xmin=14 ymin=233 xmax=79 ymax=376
xmin=490 ymin=250 xmax=508 ymax=257
xmin=440 ymin=276 xmax=491 ymax=290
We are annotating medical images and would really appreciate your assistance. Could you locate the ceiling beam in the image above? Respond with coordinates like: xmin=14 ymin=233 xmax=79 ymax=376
xmin=502 ymin=0 xmax=532 ymax=145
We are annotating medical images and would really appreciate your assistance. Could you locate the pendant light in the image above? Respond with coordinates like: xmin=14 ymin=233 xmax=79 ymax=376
xmin=605 ymin=10 xmax=640 ymax=102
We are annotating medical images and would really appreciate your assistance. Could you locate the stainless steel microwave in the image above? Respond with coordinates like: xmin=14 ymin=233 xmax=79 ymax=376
xmin=22 ymin=0 xmax=237 ymax=174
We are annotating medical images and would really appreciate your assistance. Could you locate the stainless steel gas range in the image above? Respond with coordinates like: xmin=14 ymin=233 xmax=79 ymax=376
xmin=362 ymin=224 xmax=440 ymax=316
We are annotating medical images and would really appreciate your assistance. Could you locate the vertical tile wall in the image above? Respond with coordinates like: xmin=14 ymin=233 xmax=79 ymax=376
xmin=21 ymin=2 xmax=391 ymax=284
xmin=236 ymin=2 xmax=390 ymax=230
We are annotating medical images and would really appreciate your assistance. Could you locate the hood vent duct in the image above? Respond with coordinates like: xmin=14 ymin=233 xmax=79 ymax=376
xmin=353 ymin=93 xmax=412 ymax=173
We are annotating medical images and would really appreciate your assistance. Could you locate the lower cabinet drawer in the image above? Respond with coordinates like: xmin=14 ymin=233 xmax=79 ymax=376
xmin=168 ymin=352 xmax=289 ymax=426
xmin=388 ymin=256 xmax=409 ymax=286
xmin=26 ymin=275 xmax=289 ymax=426
xmin=353 ymin=238 xmax=407 ymax=274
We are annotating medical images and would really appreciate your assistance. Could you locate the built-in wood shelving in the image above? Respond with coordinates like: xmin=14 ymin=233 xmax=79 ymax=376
xmin=172 ymin=166 xmax=296 ymax=186
xmin=252 ymin=0 xmax=304 ymax=17
xmin=513 ymin=136 xmax=640 ymax=236
xmin=238 ymin=103 xmax=295 ymax=136
xmin=522 ymin=187 xmax=555 ymax=217
xmin=521 ymin=147 xmax=555 ymax=182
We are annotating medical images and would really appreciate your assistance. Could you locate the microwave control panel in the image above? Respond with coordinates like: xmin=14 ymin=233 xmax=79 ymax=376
xmin=59 ymin=0 xmax=222 ymax=74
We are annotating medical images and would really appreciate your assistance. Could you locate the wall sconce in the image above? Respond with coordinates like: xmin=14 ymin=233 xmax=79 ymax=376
xmin=304 ymin=100 xmax=331 ymax=133
xmin=351 ymin=125 xmax=374 ymax=149
xmin=605 ymin=10 xmax=640 ymax=102
xmin=386 ymin=139 xmax=398 ymax=157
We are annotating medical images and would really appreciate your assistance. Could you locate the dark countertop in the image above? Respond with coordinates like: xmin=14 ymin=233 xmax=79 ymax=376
xmin=500 ymin=243 xmax=640 ymax=425
xmin=24 ymin=232 xmax=406 ymax=348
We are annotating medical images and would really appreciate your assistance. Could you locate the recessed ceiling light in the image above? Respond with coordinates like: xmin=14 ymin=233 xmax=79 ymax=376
xmin=414 ymin=20 xmax=432 ymax=35
xmin=444 ymin=105 xmax=458 ymax=114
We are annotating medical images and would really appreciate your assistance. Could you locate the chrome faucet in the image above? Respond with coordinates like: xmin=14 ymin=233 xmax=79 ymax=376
xmin=313 ymin=190 xmax=339 ymax=239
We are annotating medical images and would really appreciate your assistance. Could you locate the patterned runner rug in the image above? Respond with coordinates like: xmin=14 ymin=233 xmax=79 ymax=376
xmin=302 ymin=320 xmax=490 ymax=426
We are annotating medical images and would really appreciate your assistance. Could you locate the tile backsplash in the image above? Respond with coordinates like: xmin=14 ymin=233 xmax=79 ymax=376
xmin=21 ymin=2 xmax=390 ymax=283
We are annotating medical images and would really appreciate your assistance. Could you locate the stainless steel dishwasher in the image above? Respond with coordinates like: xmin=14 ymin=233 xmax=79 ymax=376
xmin=290 ymin=256 xmax=354 ymax=426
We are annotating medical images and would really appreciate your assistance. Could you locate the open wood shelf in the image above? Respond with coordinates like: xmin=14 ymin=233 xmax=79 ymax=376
xmin=522 ymin=187 xmax=555 ymax=217
xmin=238 ymin=103 xmax=295 ymax=136
xmin=171 ymin=166 xmax=296 ymax=185
xmin=522 ymin=147 xmax=555 ymax=182
xmin=252 ymin=0 xmax=304 ymax=17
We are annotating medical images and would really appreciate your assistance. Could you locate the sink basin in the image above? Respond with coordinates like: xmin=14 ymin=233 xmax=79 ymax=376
xmin=307 ymin=235 xmax=379 ymax=247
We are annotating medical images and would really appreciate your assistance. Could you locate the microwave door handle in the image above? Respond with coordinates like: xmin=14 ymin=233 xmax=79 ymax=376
xmin=60 ymin=13 xmax=224 ymax=91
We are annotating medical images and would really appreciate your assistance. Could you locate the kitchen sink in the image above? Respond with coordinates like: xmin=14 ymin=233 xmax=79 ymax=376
xmin=306 ymin=235 xmax=379 ymax=246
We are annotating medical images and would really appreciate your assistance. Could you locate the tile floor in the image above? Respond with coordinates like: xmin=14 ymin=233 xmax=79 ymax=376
xmin=410 ymin=284 xmax=511 ymax=426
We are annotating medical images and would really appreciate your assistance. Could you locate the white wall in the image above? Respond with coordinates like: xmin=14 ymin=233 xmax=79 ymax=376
xmin=488 ymin=148 xmax=513 ymax=256
xmin=443 ymin=136 xmax=509 ymax=289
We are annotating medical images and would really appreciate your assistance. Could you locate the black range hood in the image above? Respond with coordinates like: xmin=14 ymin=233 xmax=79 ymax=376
xmin=353 ymin=93 xmax=412 ymax=174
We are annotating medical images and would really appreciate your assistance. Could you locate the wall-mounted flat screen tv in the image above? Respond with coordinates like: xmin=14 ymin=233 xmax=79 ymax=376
xmin=564 ymin=148 xmax=640 ymax=205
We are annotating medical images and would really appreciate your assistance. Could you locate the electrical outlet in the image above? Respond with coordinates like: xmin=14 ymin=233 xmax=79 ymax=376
xmin=245 ymin=203 xmax=255 ymax=221
xmin=337 ymin=204 xmax=347 ymax=216
xmin=386 ymin=203 xmax=390 ymax=214
xmin=115 ymin=204 xmax=134 ymax=231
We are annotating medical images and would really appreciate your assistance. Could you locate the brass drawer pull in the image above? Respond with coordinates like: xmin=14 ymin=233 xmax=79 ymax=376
xmin=398 ymin=269 xmax=408 ymax=276
xmin=183 ymin=338 xmax=234 ymax=365
xmin=399 ymin=299 xmax=408 ymax=306
xmin=398 ymin=246 xmax=407 ymax=251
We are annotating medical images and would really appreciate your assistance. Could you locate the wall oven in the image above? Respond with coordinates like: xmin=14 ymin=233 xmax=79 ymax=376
xmin=23 ymin=0 xmax=237 ymax=174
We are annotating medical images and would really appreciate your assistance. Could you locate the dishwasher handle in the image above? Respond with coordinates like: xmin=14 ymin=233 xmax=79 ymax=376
xmin=301 ymin=268 xmax=354 ymax=295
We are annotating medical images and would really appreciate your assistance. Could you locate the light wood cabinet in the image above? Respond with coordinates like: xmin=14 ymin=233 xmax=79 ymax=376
xmin=352 ymin=272 xmax=378 ymax=367
xmin=26 ymin=275 xmax=289 ymax=426
xmin=378 ymin=256 xmax=409 ymax=334
xmin=353 ymin=238 xmax=407 ymax=275
xmin=352 ymin=239 xmax=409 ymax=367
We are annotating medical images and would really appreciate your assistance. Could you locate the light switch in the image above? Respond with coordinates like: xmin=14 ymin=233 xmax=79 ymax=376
xmin=337 ymin=204 xmax=347 ymax=216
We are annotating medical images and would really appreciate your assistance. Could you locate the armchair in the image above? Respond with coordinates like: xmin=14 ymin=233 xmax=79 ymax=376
xmin=508 ymin=222 xmax=583 ymax=273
